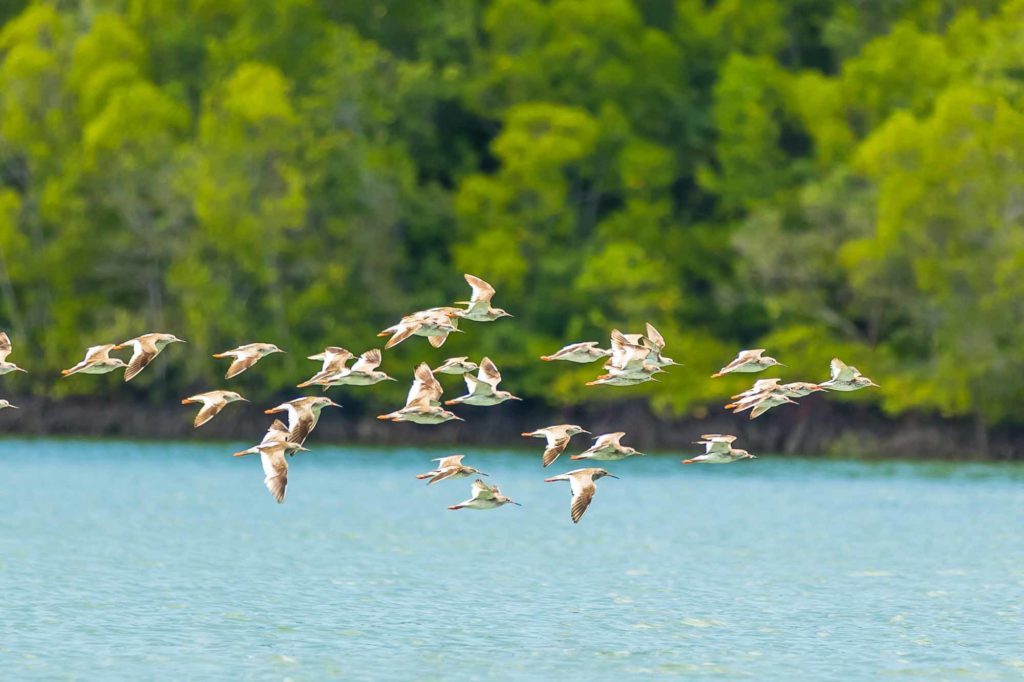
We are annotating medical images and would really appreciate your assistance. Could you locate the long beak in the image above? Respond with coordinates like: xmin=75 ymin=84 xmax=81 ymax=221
xmin=328 ymin=400 xmax=342 ymax=408
xmin=478 ymin=472 xmax=489 ymax=477
xmin=869 ymin=381 xmax=880 ymax=387
xmin=452 ymin=415 xmax=465 ymax=422
xmin=580 ymin=430 xmax=591 ymax=435
xmin=240 ymin=398 xmax=250 ymax=402
xmin=606 ymin=474 xmax=620 ymax=479
xmin=509 ymin=500 xmax=522 ymax=506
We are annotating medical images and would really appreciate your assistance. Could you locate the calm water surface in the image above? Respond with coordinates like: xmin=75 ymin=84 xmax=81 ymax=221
xmin=1 ymin=439 xmax=1022 ymax=680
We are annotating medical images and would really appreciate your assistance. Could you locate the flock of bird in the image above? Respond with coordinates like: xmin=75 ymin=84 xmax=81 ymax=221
xmin=0 ymin=274 xmax=878 ymax=523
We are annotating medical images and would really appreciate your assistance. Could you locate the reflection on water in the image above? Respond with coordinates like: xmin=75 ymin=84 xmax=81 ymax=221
xmin=1 ymin=439 xmax=1022 ymax=680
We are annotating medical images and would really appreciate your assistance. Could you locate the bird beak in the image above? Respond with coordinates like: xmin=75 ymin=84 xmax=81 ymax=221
xmin=386 ymin=376 xmax=398 ymax=381
xmin=452 ymin=415 xmax=465 ymax=422
xmin=240 ymin=397 xmax=249 ymax=402
xmin=581 ymin=430 xmax=591 ymax=435
xmin=328 ymin=401 xmax=342 ymax=408
xmin=869 ymin=381 xmax=880 ymax=388
xmin=510 ymin=500 xmax=522 ymax=506
xmin=607 ymin=474 xmax=620 ymax=479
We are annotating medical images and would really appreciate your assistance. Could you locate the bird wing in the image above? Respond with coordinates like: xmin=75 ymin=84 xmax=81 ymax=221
xmin=830 ymin=357 xmax=854 ymax=382
xmin=705 ymin=440 xmax=732 ymax=455
xmin=224 ymin=352 xmax=260 ymax=379
xmin=594 ymin=432 xmax=626 ymax=449
xmin=320 ymin=348 xmax=353 ymax=373
xmin=384 ymin=323 xmax=417 ymax=349
xmin=288 ymin=412 xmax=314 ymax=446
xmin=464 ymin=273 xmax=496 ymax=304
xmin=542 ymin=434 xmax=571 ymax=467
xmin=351 ymin=349 xmax=382 ymax=373
xmin=470 ymin=478 xmax=496 ymax=500
xmin=644 ymin=323 xmax=666 ymax=351
xmin=261 ymin=419 xmax=291 ymax=444
xmin=0 ymin=332 xmax=11 ymax=362
xmin=193 ymin=401 xmax=226 ymax=428
xmin=123 ymin=343 xmax=157 ymax=382
xmin=84 ymin=344 xmax=116 ymax=362
xmin=433 ymin=454 xmax=465 ymax=468
xmin=407 ymin=363 xmax=442 ymax=406
xmin=569 ymin=475 xmax=597 ymax=524
xmin=608 ymin=330 xmax=647 ymax=370
xmin=477 ymin=357 xmax=502 ymax=389
xmin=260 ymin=449 xmax=288 ymax=503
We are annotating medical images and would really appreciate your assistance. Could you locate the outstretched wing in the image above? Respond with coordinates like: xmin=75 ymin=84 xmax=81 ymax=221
xmin=407 ymin=363 xmax=442 ymax=407
xmin=542 ymin=434 xmax=571 ymax=467
xmin=644 ymin=323 xmax=665 ymax=351
xmin=84 ymin=344 xmax=116 ymax=362
xmin=225 ymin=353 xmax=260 ymax=379
xmin=470 ymin=478 xmax=496 ymax=500
xmin=569 ymin=475 xmax=597 ymax=524
xmin=830 ymin=357 xmax=855 ymax=382
xmin=477 ymin=357 xmax=502 ymax=389
xmin=124 ymin=344 xmax=157 ymax=382
xmin=433 ymin=454 xmax=465 ymax=468
xmin=594 ymin=432 xmax=626 ymax=449
xmin=464 ymin=274 xmax=496 ymax=304
xmin=0 ymin=332 xmax=11 ymax=362
xmin=351 ymin=349 xmax=382 ymax=373
xmin=260 ymin=449 xmax=289 ymax=503
xmin=193 ymin=401 xmax=225 ymax=428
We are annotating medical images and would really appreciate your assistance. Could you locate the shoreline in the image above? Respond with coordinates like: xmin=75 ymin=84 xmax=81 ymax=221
xmin=0 ymin=395 xmax=1019 ymax=460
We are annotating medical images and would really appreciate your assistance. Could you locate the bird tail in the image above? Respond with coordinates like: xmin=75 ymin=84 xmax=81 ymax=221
xmin=447 ymin=504 xmax=463 ymax=511
xmin=539 ymin=356 xmax=553 ymax=361
xmin=181 ymin=398 xmax=195 ymax=405
xmin=682 ymin=459 xmax=696 ymax=465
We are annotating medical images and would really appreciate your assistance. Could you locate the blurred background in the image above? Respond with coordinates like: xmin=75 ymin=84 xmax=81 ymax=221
xmin=0 ymin=0 xmax=1022 ymax=456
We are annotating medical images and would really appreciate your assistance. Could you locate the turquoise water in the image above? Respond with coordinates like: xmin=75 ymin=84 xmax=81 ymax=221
xmin=1 ymin=439 xmax=1022 ymax=680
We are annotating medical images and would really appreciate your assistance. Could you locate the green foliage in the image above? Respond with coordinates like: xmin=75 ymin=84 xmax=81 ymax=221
xmin=0 ymin=0 xmax=1020 ymax=430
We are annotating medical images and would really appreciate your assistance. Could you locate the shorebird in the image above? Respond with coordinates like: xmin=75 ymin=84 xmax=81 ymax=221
xmin=726 ymin=388 xmax=798 ymax=419
xmin=448 ymin=479 xmax=520 ymax=510
xmin=298 ymin=347 xmax=355 ymax=387
xmin=540 ymin=341 xmax=612 ymax=363
xmin=605 ymin=330 xmax=653 ymax=375
xmin=0 ymin=399 xmax=17 ymax=409
xmin=544 ymin=468 xmax=617 ymax=524
xmin=264 ymin=396 xmax=340 ymax=445
xmin=0 ymin=332 xmax=26 ymax=374
xmin=406 ymin=362 xmax=444 ymax=407
xmin=623 ymin=323 xmax=681 ymax=368
xmin=571 ymin=432 xmax=644 ymax=461
xmin=820 ymin=358 xmax=879 ymax=392
xmin=585 ymin=371 xmax=660 ymax=386
xmin=233 ymin=437 xmax=308 ymax=504
xmin=181 ymin=390 xmax=247 ymax=428
xmin=316 ymin=349 xmax=395 ymax=388
xmin=683 ymin=435 xmax=756 ymax=464
xmin=455 ymin=274 xmax=512 ymax=322
xmin=780 ymin=381 xmax=826 ymax=398
xmin=711 ymin=349 xmax=782 ymax=378
xmin=415 ymin=454 xmax=487 ymax=485
xmin=433 ymin=357 xmax=478 ymax=375
xmin=445 ymin=357 xmax=521 ymax=406
xmin=61 ymin=345 xmax=128 ymax=376
xmin=521 ymin=424 xmax=590 ymax=467
xmin=114 ymin=333 xmax=185 ymax=381
xmin=213 ymin=342 xmax=284 ymax=379
xmin=378 ymin=308 xmax=461 ymax=349
xmin=730 ymin=378 xmax=782 ymax=401
xmin=377 ymin=397 xmax=464 ymax=424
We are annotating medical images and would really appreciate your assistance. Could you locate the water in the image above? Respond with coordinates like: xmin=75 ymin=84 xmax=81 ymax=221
xmin=1 ymin=439 xmax=1022 ymax=680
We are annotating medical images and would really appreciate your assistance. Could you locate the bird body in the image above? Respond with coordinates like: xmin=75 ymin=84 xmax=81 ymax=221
xmin=712 ymin=349 xmax=781 ymax=378
xmin=61 ymin=344 xmax=127 ymax=376
xmin=415 ymin=454 xmax=487 ymax=484
xmin=181 ymin=390 xmax=247 ymax=427
xmin=544 ymin=468 xmax=617 ymax=523
xmin=540 ymin=342 xmax=611 ymax=363
xmin=316 ymin=349 xmax=394 ymax=388
xmin=684 ymin=434 xmax=756 ymax=464
xmin=115 ymin=333 xmax=185 ymax=381
xmin=233 ymin=437 xmax=308 ymax=503
xmin=455 ymin=274 xmax=512 ymax=322
xmin=820 ymin=358 xmax=879 ymax=392
xmin=521 ymin=424 xmax=590 ymax=467
xmin=298 ymin=347 xmax=355 ymax=386
xmin=264 ymin=396 xmax=340 ymax=445
xmin=377 ymin=398 xmax=464 ymax=424
xmin=571 ymin=432 xmax=643 ymax=461
xmin=433 ymin=357 xmax=479 ymax=375
xmin=378 ymin=309 xmax=461 ymax=349
xmin=445 ymin=357 xmax=521 ymax=406
xmin=213 ymin=342 xmax=284 ymax=379
xmin=448 ymin=478 xmax=519 ymax=510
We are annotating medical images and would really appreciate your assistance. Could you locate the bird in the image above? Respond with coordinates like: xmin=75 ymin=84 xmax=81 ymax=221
xmin=604 ymin=329 xmax=653 ymax=377
xmin=377 ymin=397 xmax=464 ymax=425
xmin=264 ymin=396 xmax=341 ymax=445
xmin=711 ymin=349 xmax=782 ymax=377
xmin=406 ymin=362 xmax=444 ymax=407
xmin=521 ymin=424 xmax=590 ymax=467
xmin=181 ymin=390 xmax=247 ymax=428
xmin=779 ymin=381 xmax=826 ymax=398
xmin=233 ymin=436 xmax=308 ymax=504
xmin=544 ymin=468 xmax=618 ymax=524
xmin=114 ymin=333 xmax=185 ymax=381
xmin=415 ymin=454 xmax=487 ymax=485
xmin=585 ymin=372 xmax=660 ymax=387
xmin=540 ymin=341 xmax=611 ymax=363
xmin=445 ymin=357 xmax=521 ymax=406
xmin=623 ymin=323 xmax=681 ymax=368
xmin=433 ymin=357 xmax=479 ymax=375
xmin=571 ymin=432 xmax=644 ymax=461
xmin=454 ymin=274 xmax=512 ymax=322
xmin=0 ymin=399 xmax=18 ymax=409
xmin=61 ymin=344 xmax=128 ymax=376
xmin=726 ymin=388 xmax=798 ymax=419
xmin=378 ymin=308 xmax=461 ymax=349
xmin=0 ymin=332 xmax=26 ymax=375
xmin=729 ymin=378 xmax=783 ymax=401
xmin=297 ymin=347 xmax=355 ymax=387
xmin=683 ymin=435 xmax=756 ymax=464
xmin=212 ymin=342 xmax=285 ymax=379
xmin=315 ymin=349 xmax=395 ymax=388
xmin=820 ymin=358 xmax=879 ymax=392
xmin=448 ymin=479 xmax=520 ymax=510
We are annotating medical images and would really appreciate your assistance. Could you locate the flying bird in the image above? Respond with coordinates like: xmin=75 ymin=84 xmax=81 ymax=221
xmin=0 ymin=332 xmax=26 ymax=375
xmin=415 ymin=454 xmax=487 ymax=485
xmin=315 ymin=349 xmax=395 ymax=388
xmin=114 ymin=333 xmax=185 ymax=382
xmin=233 ymin=435 xmax=308 ymax=504
xmin=445 ymin=357 xmax=521 ymax=406
xmin=378 ymin=308 xmax=461 ymax=349
xmin=212 ymin=342 xmax=284 ymax=379
xmin=181 ymin=390 xmax=247 ymax=428
xmin=433 ymin=357 xmax=479 ymax=375
xmin=521 ymin=424 xmax=590 ymax=467
xmin=544 ymin=468 xmax=618 ymax=524
xmin=448 ymin=479 xmax=520 ymax=511
xmin=683 ymin=435 xmax=756 ymax=464
xmin=571 ymin=432 xmax=644 ymax=461
xmin=711 ymin=349 xmax=782 ymax=378
xmin=264 ymin=396 xmax=340 ymax=445
xmin=540 ymin=341 xmax=611 ymax=364
xmin=454 ymin=274 xmax=513 ymax=322
xmin=61 ymin=344 xmax=127 ymax=376
xmin=298 ymin=347 xmax=355 ymax=387
xmin=820 ymin=358 xmax=879 ymax=392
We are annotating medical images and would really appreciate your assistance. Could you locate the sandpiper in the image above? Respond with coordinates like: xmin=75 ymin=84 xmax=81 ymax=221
xmin=521 ymin=424 xmax=590 ymax=467
xmin=233 ymin=438 xmax=307 ymax=504
xmin=455 ymin=274 xmax=513 ymax=322
xmin=0 ymin=399 xmax=17 ymax=409
xmin=181 ymin=390 xmax=247 ymax=428
xmin=448 ymin=479 xmax=520 ymax=510
xmin=0 ymin=332 xmax=26 ymax=374
xmin=544 ymin=468 xmax=618 ymax=524
xmin=61 ymin=345 xmax=128 ymax=376
xmin=780 ymin=381 xmax=826 ymax=398
xmin=585 ymin=372 xmax=659 ymax=386
xmin=571 ymin=432 xmax=644 ymax=461
xmin=316 ymin=349 xmax=395 ymax=388
xmin=415 ymin=454 xmax=487 ymax=485
xmin=711 ymin=349 xmax=782 ymax=378
xmin=605 ymin=329 xmax=652 ymax=375
xmin=540 ymin=342 xmax=612 ymax=363
xmin=433 ymin=357 xmax=479 ymax=375
xmin=299 ymin=347 xmax=355 ymax=386
xmin=726 ymin=388 xmax=798 ymax=419
xmin=114 ymin=333 xmax=185 ymax=382
xmin=377 ymin=397 xmax=464 ymax=425
xmin=445 ymin=357 xmax=521 ymax=406
xmin=378 ymin=308 xmax=461 ymax=349
xmin=264 ymin=396 xmax=341 ymax=445
xmin=406 ymin=362 xmax=444 ymax=407
xmin=683 ymin=434 xmax=756 ymax=464
xmin=820 ymin=358 xmax=879 ymax=392
xmin=730 ymin=378 xmax=782 ymax=401
xmin=624 ymin=323 xmax=681 ymax=368
xmin=213 ymin=342 xmax=285 ymax=379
